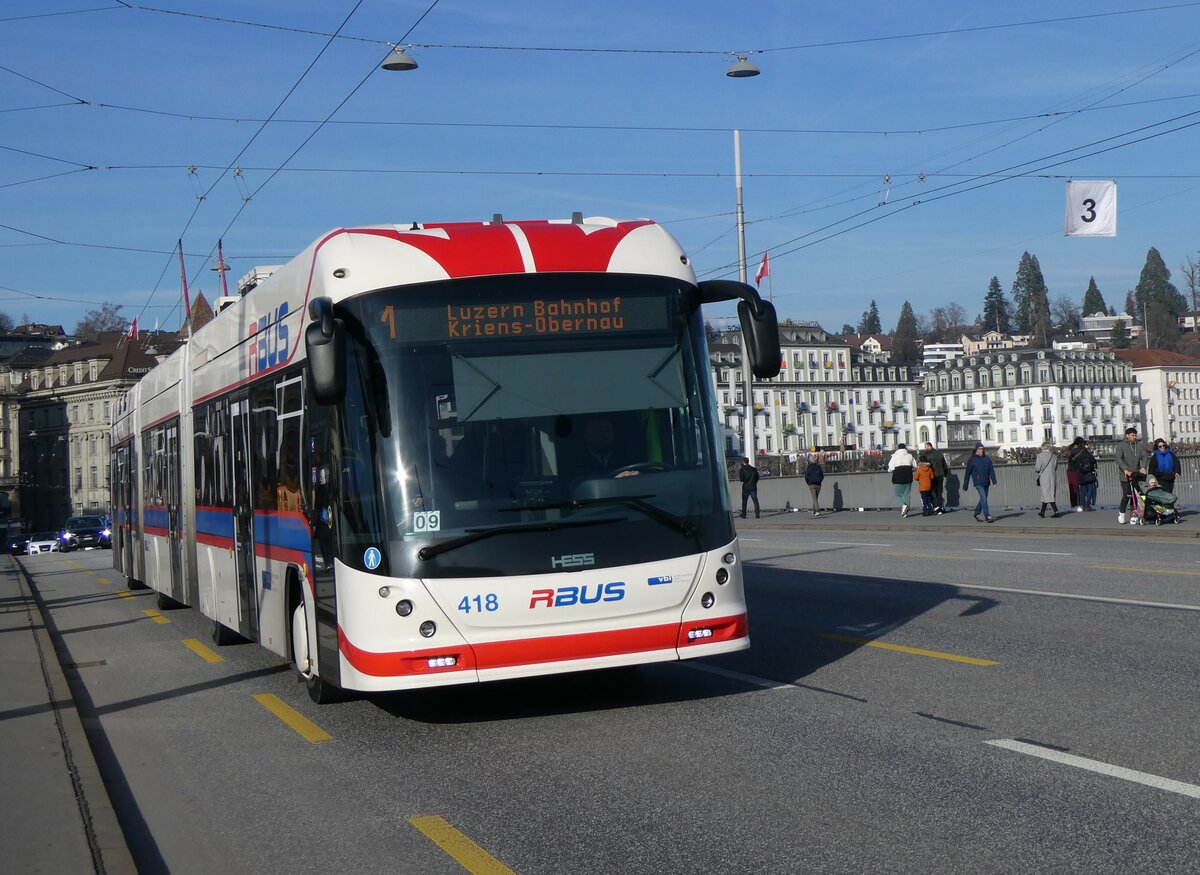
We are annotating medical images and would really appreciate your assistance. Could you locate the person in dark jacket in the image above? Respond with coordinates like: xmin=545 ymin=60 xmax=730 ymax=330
xmin=922 ymin=441 xmax=947 ymax=513
xmin=738 ymin=457 xmax=760 ymax=519
xmin=804 ymin=459 xmax=824 ymax=517
xmin=963 ymin=441 xmax=997 ymax=522
xmin=1067 ymin=437 xmax=1099 ymax=511
xmin=1149 ymin=438 xmax=1181 ymax=495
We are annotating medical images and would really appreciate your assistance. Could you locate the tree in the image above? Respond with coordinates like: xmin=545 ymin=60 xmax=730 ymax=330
xmin=1134 ymin=247 xmax=1186 ymax=348
xmin=1110 ymin=319 xmax=1131 ymax=349
xmin=840 ymin=323 xmax=856 ymax=336
xmin=1181 ymin=254 xmax=1200 ymax=334
xmin=982 ymin=276 xmax=1011 ymax=333
xmin=1080 ymin=277 xmax=1107 ymax=317
xmin=858 ymin=300 xmax=882 ymax=335
xmin=1011 ymin=251 xmax=1050 ymax=344
xmin=0 ymin=313 xmax=13 ymax=333
xmin=74 ymin=302 xmax=130 ymax=336
xmin=891 ymin=301 xmax=920 ymax=365
xmin=1124 ymin=290 xmax=1138 ymax=322
xmin=1050 ymin=295 xmax=1081 ymax=331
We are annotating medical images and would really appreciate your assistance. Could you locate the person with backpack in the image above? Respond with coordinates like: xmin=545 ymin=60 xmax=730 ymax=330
xmin=804 ymin=458 xmax=824 ymax=517
xmin=887 ymin=443 xmax=917 ymax=518
xmin=963 ymin=441 xmax=998 ymax=522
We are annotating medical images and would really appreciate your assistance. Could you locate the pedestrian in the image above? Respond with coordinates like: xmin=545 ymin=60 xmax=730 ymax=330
xmin=1115 ymin=426 xmax=1150 ymax=525
xmin=1067 ymin=437 xmax=1097 ymax=511
xmin=1075 ymin=439 xmax=1099 ymax=508
xmin=888 ymin=442 xmax=917 ymax=517
xmin=1149 ymin=437 xmax=1181 ymax=495
xmin=922 ymin=441 xmax=947 ymax=513
xmin=963 ymin=441 xmax=997 ymax=522
xmin=738 ymin=457 xmax=760 ymax=519
xmin=1033 ymin=441 xmax=1060 ymax=518
xmin=804 ymin=457 xmax=824 ymax=517
xmin=1065 ymin=437 xmax=1082 ymax=510
xmin=915 ymin=455 xmax=936 ymax=516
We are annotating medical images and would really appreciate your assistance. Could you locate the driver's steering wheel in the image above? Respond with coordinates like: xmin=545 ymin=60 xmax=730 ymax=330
xmin=607 ymin=462 xmax=675 ymax=478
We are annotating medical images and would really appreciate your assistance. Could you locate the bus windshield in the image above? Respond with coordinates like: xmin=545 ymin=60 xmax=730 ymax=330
xmin=334 ymin=272 xmax=732 ymax=578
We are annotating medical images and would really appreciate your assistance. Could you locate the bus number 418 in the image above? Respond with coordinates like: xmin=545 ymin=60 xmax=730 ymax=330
xmin=458 ymin=594 xmax=499 ymax=614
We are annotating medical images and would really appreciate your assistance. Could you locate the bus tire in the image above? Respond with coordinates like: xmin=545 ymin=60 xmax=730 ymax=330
xmin=291 ymin=599 xmax=341 ymax=704
xmin=211 ymin=618 xmax=239 ymax=646
xmin=156 ymin=591 xmax=179 ymax=611
xmin=126 ymin=577 xmax=148 ymax=591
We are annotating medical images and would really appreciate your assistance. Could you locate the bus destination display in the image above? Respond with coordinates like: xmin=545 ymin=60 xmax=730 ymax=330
xmin=379 ymin=294 xmax=667 ymax=342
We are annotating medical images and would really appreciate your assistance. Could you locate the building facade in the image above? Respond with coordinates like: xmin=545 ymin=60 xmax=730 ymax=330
xmin=920 ymin=348 xmax=1140 ymax=453
xmin=1114 ymin=348 xmax=1200 ymax=444
xmin=712 ymin=323 xmax=921 ymax=455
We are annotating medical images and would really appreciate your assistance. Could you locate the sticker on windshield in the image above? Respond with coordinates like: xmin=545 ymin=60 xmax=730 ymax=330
xmin=363 ymin=547 xmax=382 ymax=570
xmin=414 ymin=511 xmax=441 ymax=533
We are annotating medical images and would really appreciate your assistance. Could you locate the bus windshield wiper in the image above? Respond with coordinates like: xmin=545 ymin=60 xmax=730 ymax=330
xmin=416 ymin=516 xmax=622 ymax=561
xmin=501 ymin=495 xmax=696 ymax=537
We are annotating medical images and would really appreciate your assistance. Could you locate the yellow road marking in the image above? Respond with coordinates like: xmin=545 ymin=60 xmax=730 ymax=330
xmin=409 ymin=815 xmax=517 ymax=875
xmin=819 ymin=632 xmax=999 ymax=666
xmin=888 ymin=552 xmax=973 ymax=561
xmin=143 ymin=609 xmax=171 ymax=625
xmin=118 ymin=591 xmax=135 ymax=600
xmin=84 ymin=569 xmax=95 ymax=576
xmin=253 ymin=694 xmax=332 ymax=744
xmin=1088 ymin=565 xmax=1200 ymax=577
xmin=181 ymin=638 xmax=224 ymax=663
xmin=96 ymin=577 xmax=111 ymax=586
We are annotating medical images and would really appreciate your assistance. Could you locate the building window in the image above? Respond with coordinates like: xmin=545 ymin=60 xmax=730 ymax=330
xmin=90 ymin=466 xmax=98 ymax=489
xmin=87 ymin=404 xmax=94 ymax=421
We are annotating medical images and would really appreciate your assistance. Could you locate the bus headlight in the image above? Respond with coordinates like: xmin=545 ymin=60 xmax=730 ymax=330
xmin=395 ymin=599 xmax=414 ymax=617
xmin=715 ymin=567 xmax=728 ymax=585
xmin=419 ymin=620 xmax=437 ymax=638
xmin=701 ymin=592 xmax=715 ymax=609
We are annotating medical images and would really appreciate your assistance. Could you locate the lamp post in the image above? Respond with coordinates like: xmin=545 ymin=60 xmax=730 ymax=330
xmin=735 ymin=129 xmax=757 ymax=462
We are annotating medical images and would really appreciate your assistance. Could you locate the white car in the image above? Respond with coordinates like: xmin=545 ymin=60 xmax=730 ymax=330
xmin=26 ymin=531 xmax=61 ymax=554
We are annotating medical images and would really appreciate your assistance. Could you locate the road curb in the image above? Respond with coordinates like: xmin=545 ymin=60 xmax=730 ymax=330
xmin=14 ymin=557 xmax=137 ymax=875
xmin=735 ymin=512 xmax=1198 ymax=538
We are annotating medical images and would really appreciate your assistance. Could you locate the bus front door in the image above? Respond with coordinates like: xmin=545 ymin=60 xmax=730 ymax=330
xmin=231 ymin=399 xmax=260 ymax=640
xmin=166 ymin=423 xmax=184 ymax=603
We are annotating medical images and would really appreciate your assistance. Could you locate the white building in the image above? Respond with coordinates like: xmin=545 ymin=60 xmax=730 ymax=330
xmin=921 ymin=342 xmax=964 ymax=369
xmin=1114 ymin=349 xmax=1200 ymax=444
xmin=1080 ymin=311 xmax=1142 ymax=344
xmin=711 ymin=323 xmax=921 ymax=455
xmin=921 ymin=348 xmax=1140 ymax=453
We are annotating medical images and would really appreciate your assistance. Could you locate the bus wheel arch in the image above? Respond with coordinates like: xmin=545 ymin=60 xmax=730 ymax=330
xmin=288 ymin=568 xmax=341 ymax=704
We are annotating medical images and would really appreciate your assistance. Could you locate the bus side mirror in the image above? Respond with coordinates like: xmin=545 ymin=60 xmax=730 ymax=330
xmin=306 ymin=296 xmax=346 ymax=404
xmin=698 ymin=280 xmax=781 ymax=379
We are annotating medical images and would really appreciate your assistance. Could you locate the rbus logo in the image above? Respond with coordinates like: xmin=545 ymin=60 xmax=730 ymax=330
xmin=248 ymin=302 xmax=290 ymax=376
xmin=529 ymin=582 xmax=625 ymax=609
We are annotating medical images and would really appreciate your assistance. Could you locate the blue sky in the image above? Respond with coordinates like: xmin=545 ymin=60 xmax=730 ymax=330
xmin=4 ymin=1 xmax=1200 ymax=333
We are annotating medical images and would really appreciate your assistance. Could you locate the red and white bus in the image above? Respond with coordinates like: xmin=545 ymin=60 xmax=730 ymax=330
xmin=112 ymin=216 xmax=779 ymax=702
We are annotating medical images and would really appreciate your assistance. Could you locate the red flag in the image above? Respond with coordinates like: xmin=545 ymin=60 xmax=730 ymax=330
xmin=178 ymin=239 xmax=192 ymax=323
xmin=755 ymin=250 xmax=770 ymax=286
xmin=128 ymin=317 xmax=138 ymax=340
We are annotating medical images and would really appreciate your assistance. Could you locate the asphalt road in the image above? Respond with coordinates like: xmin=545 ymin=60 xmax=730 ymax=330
xmin=19 ymin=533 xmax=1200 ymax=875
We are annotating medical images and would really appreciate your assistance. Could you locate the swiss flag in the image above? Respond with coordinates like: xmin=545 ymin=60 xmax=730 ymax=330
xmin=127 ymin=317 xmax=138 ymax=340
xmin=754 ymin=250 xmax=770 ymax=286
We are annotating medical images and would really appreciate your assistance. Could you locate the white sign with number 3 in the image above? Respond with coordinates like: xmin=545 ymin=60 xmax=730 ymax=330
xmin=1065 ymin=180 xmax=1117 ymax=237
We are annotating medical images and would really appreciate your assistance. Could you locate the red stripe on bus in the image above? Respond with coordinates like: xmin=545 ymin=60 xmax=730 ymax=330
xmin=337 ymin=614 xmax=748 ymax=678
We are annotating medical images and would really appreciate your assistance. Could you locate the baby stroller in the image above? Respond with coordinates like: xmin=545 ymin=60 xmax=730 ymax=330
xmin=1138 ymin=477 xmax=1181 ymax=525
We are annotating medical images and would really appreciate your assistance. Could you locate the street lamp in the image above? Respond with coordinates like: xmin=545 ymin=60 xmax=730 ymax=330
xmin=380 ymin=46 xmax=419 ymax=71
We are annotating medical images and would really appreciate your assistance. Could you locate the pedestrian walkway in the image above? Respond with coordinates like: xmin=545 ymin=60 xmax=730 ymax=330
xmin=735 ymin=504 xmax=1196 ymax=538
xmin=0 ymin=555 xmax=135 ymax=875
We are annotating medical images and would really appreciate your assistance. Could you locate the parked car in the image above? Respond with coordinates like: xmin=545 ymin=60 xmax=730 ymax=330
xmin=59 ymin=516 xmax=112 ymax=551
xmin=26 ymin=532 xmax=62 ymax=554
xmin=9 ymin=533 xmax=31 ymax=555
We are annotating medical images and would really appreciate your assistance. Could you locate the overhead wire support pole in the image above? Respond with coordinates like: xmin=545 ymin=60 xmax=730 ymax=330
xmin=735 ymin=129 xmax=756 ymax=462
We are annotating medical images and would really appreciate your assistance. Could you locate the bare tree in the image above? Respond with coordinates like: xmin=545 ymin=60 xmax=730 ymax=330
xmin=1050 ymin=295 xmax=1081 ymax=331
xmin=943 ymin=302 xmax=967 ymax=329
xmin=74 ymin=302 xmax=130 ymax=336
xmin=1181 ymin=254 xmax=1200 ymax=331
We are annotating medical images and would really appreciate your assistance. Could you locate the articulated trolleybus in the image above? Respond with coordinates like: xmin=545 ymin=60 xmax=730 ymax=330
xmin=112 ymin=216 xmax=780 ymax=702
